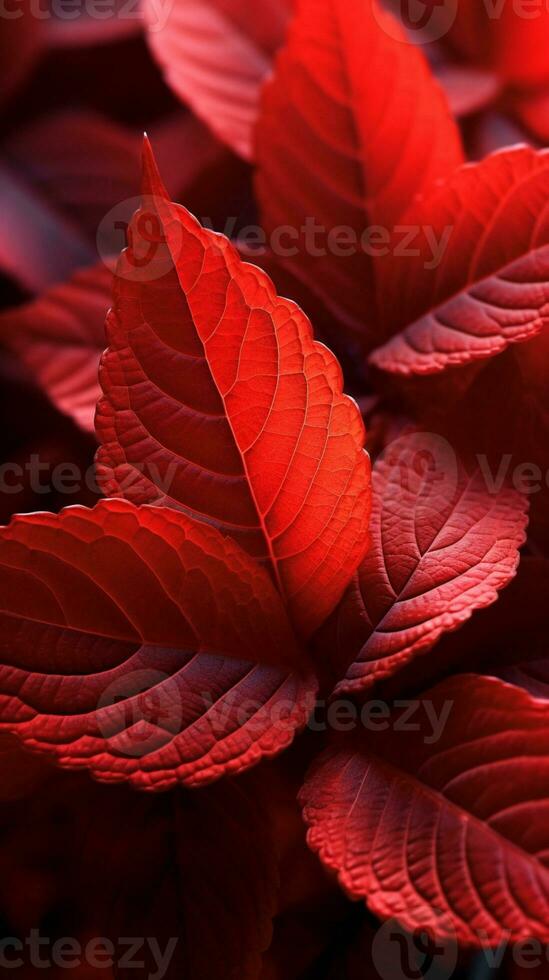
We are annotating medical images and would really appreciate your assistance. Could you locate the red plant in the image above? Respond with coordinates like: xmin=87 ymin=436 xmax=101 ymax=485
xmin=1 ymin=1 xmax=549 ymax=978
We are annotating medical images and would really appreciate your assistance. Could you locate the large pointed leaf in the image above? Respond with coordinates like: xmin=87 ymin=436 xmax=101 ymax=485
xmin=301 ymin=674 xmax=549 ymax=945
xmin=371 ymin=146 xmax=549 ymax=375
xmin=0 ymin=262 xmax=112 ymax=432
xmin=0 ymin=499 xmax=316 ymax=790
xmin=255 ymin=0 xmax=464 ymax=344
xmin=96 ymin=140 xmax=371 ymax=639
xmin=317 ymin=431 xmax=528 ymax=695
xmin=145 ymin=0 xmax=293 ymax=159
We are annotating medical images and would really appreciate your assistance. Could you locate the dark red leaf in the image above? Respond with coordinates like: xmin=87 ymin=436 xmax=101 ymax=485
xmin=317 ymin=431 xmax=527 ymax=695
xmin=0 ymin=499 xmax=316 ymax=789
xmin=0 ymin=163 xmax=94 ymax=294
xmin=301 ymin=674 xmax=549 ymax=945
xmin=0 ymin=262 xmax=112 ymax=432
xmin=96 ymin=139 xmax=371 ymax=639
xmin=2 ymin=111 xmax=221 ymax=246
xmin=370 ymin=146 xmax=549 ymax=375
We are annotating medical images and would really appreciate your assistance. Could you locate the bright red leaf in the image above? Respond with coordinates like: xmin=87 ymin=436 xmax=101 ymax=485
xmin=96 ymin=139 xmax=371 ymax=639
xmin=0 ymin=499 xmax=316 ymax=790
xmin=370 ymin=146 xmax=549 ymax=375
xmin=255 ymin=0 xmax=464 ymax=344
xmin=301 ymin=674 xmax=549 ymax=945
xmin=317 ymin=431 xmax=528 ymax=695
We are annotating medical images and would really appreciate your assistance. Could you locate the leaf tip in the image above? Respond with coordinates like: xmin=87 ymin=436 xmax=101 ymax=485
xmin=141 ymin=134 xmax=169 ymax=203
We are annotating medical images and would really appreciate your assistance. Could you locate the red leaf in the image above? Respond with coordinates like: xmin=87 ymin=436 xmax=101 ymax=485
xmin=255 ymin=0 xmax=464 ymax=343
xmin=144 ymin=0 xmax=293 ymax=159
xmin=0 ymin=262 xmax=112 ymax=432
xmin=317 ymin=431 xmax=528 ymax=695
xmin=0 ymin=499 xmax=316 ymax=790
xmin=301 ymin=674 xmax=549 ymax=945
xmin=370 ymin=146 xmax=549 ymax=376
xmin=96 ymin=139 xmax=371 ymax=639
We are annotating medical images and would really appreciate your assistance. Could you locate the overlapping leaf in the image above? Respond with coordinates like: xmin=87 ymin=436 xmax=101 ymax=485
xmin=145 ymin=0 xmax=293 ymax=159
xmin=255 ymin=0 xmax=464 ymax=343
xmin=0 ymin=262 xmax=112 ymax=432
xmin=301 ymin=674 xmax=549 ymax=945
xmin=96 ymin=139 xmax=371 ymax=639
xmin=0 ymin=499 xmax=316 ymax=790
xmin=371 ymin=147 xmax=549 ymax=374
xmin=317 ymin=431 xmax=528 ymax=695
